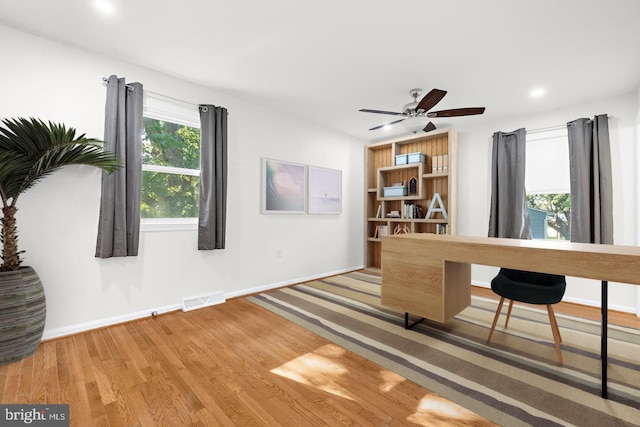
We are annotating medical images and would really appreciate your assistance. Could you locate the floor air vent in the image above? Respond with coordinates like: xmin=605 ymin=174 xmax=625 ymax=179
xmin=182 ymin=292 xmax=225 ymax=312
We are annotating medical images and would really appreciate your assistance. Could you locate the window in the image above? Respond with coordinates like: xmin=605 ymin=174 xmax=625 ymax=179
xmin=525 ymin=128 xmax=571 ymax=240
xmin=142 ymin=94 xmax=200 ymax=230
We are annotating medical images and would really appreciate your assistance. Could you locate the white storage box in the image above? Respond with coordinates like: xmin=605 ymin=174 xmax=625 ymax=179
xmin=383 ymin=186 xmax=408 ymax=197
xmin=395 ymin=154 xmax=408 ymax=165
xmin=407 ymin=152 xmax=426 ymax=164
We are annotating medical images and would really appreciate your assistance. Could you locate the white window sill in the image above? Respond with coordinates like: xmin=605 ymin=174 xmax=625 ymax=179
xmin=141 ymin=218 xmax=198 ymax=232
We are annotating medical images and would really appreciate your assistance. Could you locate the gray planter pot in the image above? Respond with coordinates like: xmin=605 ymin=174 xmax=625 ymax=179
xmin=0 ymin=266 xmax=46 ymax=365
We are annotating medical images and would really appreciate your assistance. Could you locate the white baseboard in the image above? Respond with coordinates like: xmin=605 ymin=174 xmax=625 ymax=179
xmin=42 ymin=265 xmax=364 ymax=341
xmin=224 ymin=265 xmax=364 ymax=299
xmin=42 ymin=303 xmax=182 ymax=341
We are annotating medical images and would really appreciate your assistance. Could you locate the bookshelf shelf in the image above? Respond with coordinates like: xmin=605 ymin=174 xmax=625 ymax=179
xmin=423 ymin=172 xmax=449 ymax=179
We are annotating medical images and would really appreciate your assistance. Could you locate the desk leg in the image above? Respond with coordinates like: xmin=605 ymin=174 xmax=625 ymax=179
xmin=404 ymin=313 xmax=426 ymax=330
xmin=601 ymin=280 xmax=608 ymax=399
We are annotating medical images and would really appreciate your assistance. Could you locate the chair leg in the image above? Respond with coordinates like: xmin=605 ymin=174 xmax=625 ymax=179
xmin=504 ymin=299 xmax=514 ymax=329
xmin=487 ymin=297 xmax=505 ymax=343
xmin=546 ymin=305 xmax=563 ymax=364
xmin=547 ymin=305 xmax=562 ymax=343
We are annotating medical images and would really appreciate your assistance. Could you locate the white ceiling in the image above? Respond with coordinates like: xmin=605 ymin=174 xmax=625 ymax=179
xmin=1 ymin=0 xmax=639 ymax=142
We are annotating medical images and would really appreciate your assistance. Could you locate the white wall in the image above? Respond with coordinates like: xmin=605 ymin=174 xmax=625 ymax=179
xmin=0 ymin=25 xmax=365 ymax=338
xmin=457 ymin=92 xmax=639 ymax=313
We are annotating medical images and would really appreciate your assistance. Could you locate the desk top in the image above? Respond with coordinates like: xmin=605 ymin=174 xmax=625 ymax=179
xmin=383 ymin=234 xmax=640 ymax=285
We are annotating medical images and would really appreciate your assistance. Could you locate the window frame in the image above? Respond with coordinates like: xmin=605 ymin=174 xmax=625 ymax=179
xmin=141 ymin=93 xmax=201 ymax=232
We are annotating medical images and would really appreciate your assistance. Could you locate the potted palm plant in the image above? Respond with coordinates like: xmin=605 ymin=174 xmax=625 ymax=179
xmin=0 ymin=117 xmax=120 ymax=365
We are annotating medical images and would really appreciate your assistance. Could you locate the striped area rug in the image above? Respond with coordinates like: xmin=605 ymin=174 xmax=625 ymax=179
xmin=248 ymin=271 xmax=640 ymax=427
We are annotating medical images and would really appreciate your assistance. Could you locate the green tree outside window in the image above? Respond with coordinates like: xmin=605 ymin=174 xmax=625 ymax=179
xmin=526 ymin=193 xmax=570 ymax=240
xmin=141 ymin=118 xmax=200 ymax=218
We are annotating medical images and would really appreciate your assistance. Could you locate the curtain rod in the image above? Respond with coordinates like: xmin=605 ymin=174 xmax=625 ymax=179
xmin=528 ymin=115 xmax=614 ymax=134
xmin=145 ymin=91 xmax=222 ymax=113
xmin=102 ymin=76 xmax=134 ymax=91
xmin=526 ymin=124 xmax=567 ymax=135
xmin=145 ymin=90 xmax=200 ymax=108
xmin=101 ymin=77 xmax=209 ymax=109
xmin=499 ymin=115 xmax=616 ymax=136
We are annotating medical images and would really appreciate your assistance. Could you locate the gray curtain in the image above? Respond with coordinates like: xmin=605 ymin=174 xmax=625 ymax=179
xmin=488 ymin=128 xmax=532 ymax=239
xmin=95 ymin=75 xmax=143 ymax=258
xmin=198 ymin=105 xmax=228 ymax=250
xmin=567 ymin=114 xmax=613 ymax=244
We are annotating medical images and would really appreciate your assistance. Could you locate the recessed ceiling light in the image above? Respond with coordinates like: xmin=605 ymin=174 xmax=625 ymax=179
xmin=94 ymin=0 xmax=116 ymax=16
xmin=530 ymin=87 xmax=546 ymax=99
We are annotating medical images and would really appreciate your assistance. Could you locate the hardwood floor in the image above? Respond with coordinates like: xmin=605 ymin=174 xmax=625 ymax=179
xmin=0 ymin=298 xmax=497 ymax=427
xmin=3 ymin=271 xmax=637 ymax=426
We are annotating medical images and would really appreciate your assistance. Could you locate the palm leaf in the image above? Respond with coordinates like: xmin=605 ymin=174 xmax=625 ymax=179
xmin=21 ymin=144 xmax=120 ymax=196
xmin=0 ymin=151 xmax=33 ymax=204
xmin=0 ymin=117 xmax=121 ymax=202
xmin=1 ymin=117 xmax=122 ymax=271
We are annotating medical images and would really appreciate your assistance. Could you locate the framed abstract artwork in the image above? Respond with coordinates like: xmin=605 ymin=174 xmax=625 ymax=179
xmin=308 ymin=166 xmax=342 ymax=214
xmin=262 ymin=158 xmax=307 ymax=214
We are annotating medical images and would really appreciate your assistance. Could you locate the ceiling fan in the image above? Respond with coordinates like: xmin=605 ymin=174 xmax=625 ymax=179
xmin=359 ymin=88 xmax=485 ymax=133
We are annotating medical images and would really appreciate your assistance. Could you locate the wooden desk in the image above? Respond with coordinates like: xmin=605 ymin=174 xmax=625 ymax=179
xmin=381 ymin=233 xmax=640 ymax=398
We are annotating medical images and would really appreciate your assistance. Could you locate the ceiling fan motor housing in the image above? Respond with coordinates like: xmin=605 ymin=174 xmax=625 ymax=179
xmin=403 ymin=88 xmax=423 ymax=115
xmin=403 ymin=102 xmax=419 ymax=115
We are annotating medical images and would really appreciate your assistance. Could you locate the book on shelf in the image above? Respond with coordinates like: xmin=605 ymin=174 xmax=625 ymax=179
xmin=376 ymin=204 xmax=382 ymax=218
xmin=431 ymin=154 xmax=447 ymax=173
xmin=436 ymin=224 xmax=448 ymax=234
xmin=400 ymin=203 xmax=426 ymax=220
xmin=403 ymin=203 xmax=417 ymax=219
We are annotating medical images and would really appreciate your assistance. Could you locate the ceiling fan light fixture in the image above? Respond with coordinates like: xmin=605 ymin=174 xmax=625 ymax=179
xmin=402 ymin=116 xmax=427 ymax=133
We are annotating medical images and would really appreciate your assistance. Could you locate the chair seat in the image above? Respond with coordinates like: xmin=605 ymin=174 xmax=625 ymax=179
xmin=491 ymin=269 xmax=566 ymax=305
xmin=488 ymin=268 xmax=567 ymax=363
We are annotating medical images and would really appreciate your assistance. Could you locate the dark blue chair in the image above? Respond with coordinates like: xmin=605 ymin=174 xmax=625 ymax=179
xmin=486 ymin=268 xmax=567 ymax=363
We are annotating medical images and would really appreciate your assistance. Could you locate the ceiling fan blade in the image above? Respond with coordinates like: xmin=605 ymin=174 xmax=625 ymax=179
xmin=427 ymin=107 xmax=486 ymax=118
xmin=359 ymin=108 xmax=404 ymax=116
xmin=416 ymin=89 xmax=447 ymax=112
xmin=423 ymin=122 xmax=436 ymax=133
xmin=369 ymin=118 xmax=405 ymax=131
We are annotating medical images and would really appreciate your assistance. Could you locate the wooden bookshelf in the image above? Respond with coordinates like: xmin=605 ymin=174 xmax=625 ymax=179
xmin=364 ymin=128 xmax=458 ymax=269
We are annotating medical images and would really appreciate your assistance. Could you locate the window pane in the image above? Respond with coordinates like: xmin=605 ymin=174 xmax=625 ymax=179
xmin=141 ymin=115 xmax=200 ymax=221
xmin=142 ymin=117 xmax=200 ymax=169
xmin=141 ymin=171 xmax=199 ymax=218
xmin=526 ymin=193 xmax=570 ymax=240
